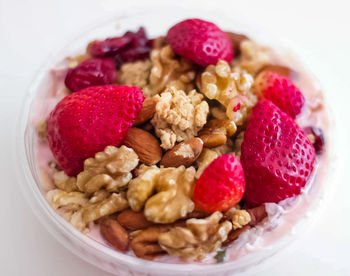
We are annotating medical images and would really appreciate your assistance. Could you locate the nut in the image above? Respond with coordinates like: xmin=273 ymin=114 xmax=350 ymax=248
xmin=195 ymin=148 xmax=219 ymax=179
xmin=117 ymin=209 xmax=153 ymax=230
xmin=160 ymin=137 xmax=203 ymax=168
xmin=222 ymin=225 xmax=251 ymax=246
xmin=158 ymin=212 xmax=232 ymax=260
xmin=123 ymin=127 xmax=162 ymax=165
xmin=131 ymin=226 xmax=170 ymax=259
xmin=134 ymin=97 xmax=157 ymax=125
xmin=100 ymin=217 xmax=129 ymax=251
xmin=225 ymin=32 xmax=249 ymax=56
xmin=199 ymin=119 xmax=237 ymax=148
xmin=127 ymin=165 xmax=196 ymax=223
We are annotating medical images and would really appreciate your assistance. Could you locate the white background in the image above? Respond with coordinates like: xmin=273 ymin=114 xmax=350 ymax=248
xmin=1 ymin=0 xmax=350 ymax=275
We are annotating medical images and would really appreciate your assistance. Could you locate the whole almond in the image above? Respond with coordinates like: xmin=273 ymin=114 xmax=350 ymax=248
xmin=117 ymin=209 xmax=153 ymax=230
xmin=225 ymin=32 xmax=249 ymax=56
xmin=123 ymin=127 xmax=162 ymax=165
xmin=160 ymin=137 xmax=203 ymax=168
xmin=100 ymin=218 xmax=129 ymax=251
xmin=134 ymin=97 xmax=157 ymax=125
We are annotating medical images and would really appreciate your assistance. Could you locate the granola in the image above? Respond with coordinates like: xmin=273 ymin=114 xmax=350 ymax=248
xmin=151 ymin=87 xmax=209 ymax=149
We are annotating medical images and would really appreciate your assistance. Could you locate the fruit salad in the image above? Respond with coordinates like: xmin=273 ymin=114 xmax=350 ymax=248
xmin=34 ymin=18 xmax=328 ymax=264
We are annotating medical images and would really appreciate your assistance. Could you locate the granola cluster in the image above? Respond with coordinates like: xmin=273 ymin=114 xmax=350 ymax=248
xmin=151 ymin=87 xmax=209 ymax=149
xmin=40 ymin=27 xmax=275 ymax=262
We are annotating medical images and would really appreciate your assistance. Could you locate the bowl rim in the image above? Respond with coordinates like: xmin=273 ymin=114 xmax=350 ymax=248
xmin=14 ymin=5 xmax=337 ymax=275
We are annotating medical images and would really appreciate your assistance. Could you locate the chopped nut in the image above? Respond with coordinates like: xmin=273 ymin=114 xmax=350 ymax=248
xmin=47 ymin=189 xmax=128 ymax=232
xmin=151 ymin=87 xmax=209 ymax=149
xmin=127 ymin=165 xmax=196 ymax=223
xmin=211 ymin=139 xmax=235 ymax=156
xmin=158 ymin=212 xmax=232 ymax=260
xmin=232 ymin=131 xmax=245 ymax=159
xmin=237 ymin=40 xmax=271 ymax=75
xmin=58 ymin=146 xmax=139 ymax=194
xmin=100 ymin=218 xmax=129 ymax=251
xmin=199 ymin=119 xmax=237 ymax=148
xmin=144 ymin=45 xmax=196 ymax=97
xmin=200 ymin=60 xmax=256 ymax=126
xmin=225 ymin=32 xmax=249 ymax=56
xmin=225 ymin=207 xmax=251 ymax=230
xmin=123 ymin=127 xmax=162 ymax=165
xmin=195 ymin=149 xmax=219 ymax=179
xmin=53 ymin=171 xmax=78 ymax=192
xmin=160 ymin=137 xmax=203 ymax=168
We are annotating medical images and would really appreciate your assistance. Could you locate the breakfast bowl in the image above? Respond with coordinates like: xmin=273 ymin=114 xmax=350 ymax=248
xmin=16 ymin=5 xmax=334 ymax=276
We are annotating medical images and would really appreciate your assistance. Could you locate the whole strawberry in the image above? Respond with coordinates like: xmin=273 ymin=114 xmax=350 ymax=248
xmin=65 ymin=58 xmax=117 ymax=92
xmin=253 ymin=70 xmax=305 ymax=118
xmin=47 ymin=85 xmax=144 ymax=176
xmin=166 ymin=18 xmax=233 ymax=66
xmin=193 ymin=154 xmax=245 ymax=212
xmin=241 ymin=100 xmax=316 ymax=207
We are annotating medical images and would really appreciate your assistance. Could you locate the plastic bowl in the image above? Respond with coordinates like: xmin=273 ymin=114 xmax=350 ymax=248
xmin=16 ymin=6 xmax=335 ymax=276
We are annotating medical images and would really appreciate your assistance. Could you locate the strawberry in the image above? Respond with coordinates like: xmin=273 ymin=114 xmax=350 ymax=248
xmin=253 ymin=70 xmax=305 ymax=118
xmin=193 ymin=154 xmax=245 ymax=212
xmin=166 ymin=18 xmax=233 ymax=66
xmin=47 ymin=85 xmax=144 ymax=176
xmin=241 ymin=100 xmax=316 ymax=207
xmin=65 ymin=58 xmax=117 ymax=92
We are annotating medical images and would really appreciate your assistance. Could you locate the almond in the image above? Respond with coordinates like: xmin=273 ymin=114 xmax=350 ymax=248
xmin=123 ymin=127 xmax=162 ymax=165
xmin=100 ymin=218 xmax=129 ymax=251
xmin=225 ymin=32 xmax=249 ymax=56
xmin=160 ymin=137 xmax=203 ymax=168
xmin=134 ymin=97 xmax=157 ymax=125
xmin=117 ymin=209 xmax=153 ymax=230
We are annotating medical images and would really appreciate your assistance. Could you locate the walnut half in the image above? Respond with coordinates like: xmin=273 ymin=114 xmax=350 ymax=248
xmin=158 ymin=212 xmax=232 ymax=260
xmin=127 ymin=165 xmax=196 ymax=224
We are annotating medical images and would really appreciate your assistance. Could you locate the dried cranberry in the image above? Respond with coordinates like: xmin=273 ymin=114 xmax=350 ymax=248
xmin=89 ymin=27 xmax=152 ymax=67
xmin=303 ymin=126 xmax=325 ymax=154
xmin=65 ymin=58 xmax=117 ymax=92
xmin=89 ymin=36 xmax=130 ymax=57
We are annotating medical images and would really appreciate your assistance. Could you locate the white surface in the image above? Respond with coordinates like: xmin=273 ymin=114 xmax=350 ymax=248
xmin=1 ymin=0 xmax=350 ymax=275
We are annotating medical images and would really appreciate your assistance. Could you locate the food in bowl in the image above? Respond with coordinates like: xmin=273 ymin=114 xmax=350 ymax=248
xmin=33 ymin=18 xmax=327 ymax=264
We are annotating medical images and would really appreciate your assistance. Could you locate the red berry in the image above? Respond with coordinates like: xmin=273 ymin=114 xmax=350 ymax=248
xmin=241 ymin=100 xmax=316 ymax=207
xmin=253 ymin=71 xmax=305 ymax=118
xmin=65 ymin=58 xmax=117 ymax=92
xmin=89 ymin=27 xmax=152 ymax=67
xmin=47 ymin=85 xmax=144 ymax=176
xmin=166 ymin=18 xmax=233 ymax=66
xmin=193 ymin=154 xmax=245 ymax=212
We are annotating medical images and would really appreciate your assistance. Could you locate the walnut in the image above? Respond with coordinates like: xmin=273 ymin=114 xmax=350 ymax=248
xmin=119 ymin=60 xmax=152 ymax=90
xmin=47 ymin=189 xmax=128 ymax=232
xmin=211 ymin=139 xmax=235 ymax=156
xmin=55 ymin=146 xmax=139 ymax=194
xmin=200 ymin=60 xmax=256 ymax=126
xmin=151 ymin=87 xmax=209 ymax=149
xmin=237 ymin=40 xmax=271 ymax=75
xmin=158 ymin=212 xmax=232 ymax=260
xmin=225 ymin=207 xmax=251 ymax=230
xmin=144 ymin=45 xmax=196 ymax=97
xmin=195 ymin=149 xmax=219 ymax=179
xmin=127 ymin=165 xmax=196 ymax=223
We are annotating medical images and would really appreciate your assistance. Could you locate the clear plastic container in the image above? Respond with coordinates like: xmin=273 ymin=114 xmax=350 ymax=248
xmin=16 ymin=5 xmax=335 ymax=276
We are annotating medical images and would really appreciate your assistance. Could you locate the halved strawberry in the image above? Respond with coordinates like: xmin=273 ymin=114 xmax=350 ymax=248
xmin=241 ymin=100 xmax=315 ymax=206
